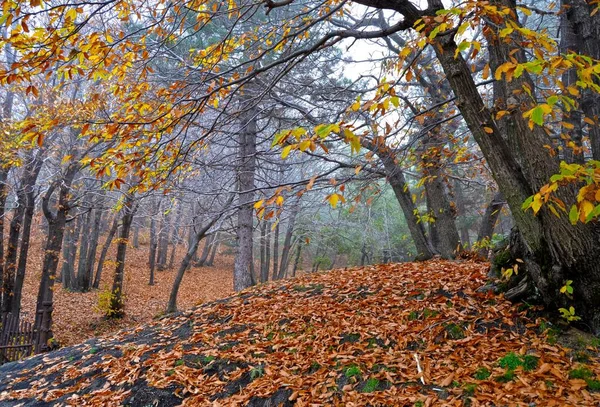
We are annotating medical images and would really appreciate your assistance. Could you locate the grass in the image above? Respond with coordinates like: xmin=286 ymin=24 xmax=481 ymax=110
xmin=569 ymin=366 xmax=600 ymax=391
xmin=498 ymin=352 xmax=538 ymax=372
xmin=473 ymin=367 xmax=491 ymax=380
xmin=361 ymin=378 xmax=380 ymax=393
xmin=463 ymin=383 xmax=477 ymax=396
xmin=250 ymin=365 xmax=264 ymax=379
xmin=345 ymin=365 xmax=361 ymax=379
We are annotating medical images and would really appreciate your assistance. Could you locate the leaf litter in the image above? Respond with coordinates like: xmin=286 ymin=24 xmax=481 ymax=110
xmin=2 ymin=259 xmax=599 ymax=406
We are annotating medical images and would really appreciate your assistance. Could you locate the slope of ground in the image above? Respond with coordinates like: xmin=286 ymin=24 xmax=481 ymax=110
xmin=1 ymin=260 xmax=599 ymax=406
xmin=18 ymin=231 xmax=234 ymax=346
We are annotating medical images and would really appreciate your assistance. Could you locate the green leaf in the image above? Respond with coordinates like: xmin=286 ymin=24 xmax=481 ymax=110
xmin=531 ymin=106 xmax=545 ymax=126
xmin=569 ymin=205 xmax=579 ymax=225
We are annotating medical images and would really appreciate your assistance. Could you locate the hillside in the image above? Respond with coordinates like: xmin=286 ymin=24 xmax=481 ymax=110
xmin=1 ymin=260 xmax=599 ymax=406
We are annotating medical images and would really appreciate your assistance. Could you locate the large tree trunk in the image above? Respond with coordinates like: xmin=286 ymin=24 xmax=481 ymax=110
xmin=233 ymin=100 xmax=258 ymax=291
xmin=61 ymin=218 xmax=79 ymax=289
xmin=421 ymin=144 xmax=461 ymax=258
xmin=562 ymin=0 xmax=600 ymax=160
xmin=428 ymin=0 xmax=600 ymax=331
xmin=108 ymin=195 xmax=137 ymax=318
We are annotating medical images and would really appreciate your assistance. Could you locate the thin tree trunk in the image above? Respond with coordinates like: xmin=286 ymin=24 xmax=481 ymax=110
xmin=0 ymin=168 xmax=9 ymax=309
xmin=167 ymin=198 xmax=231 ymax=313
xmin=75 ymin=210 xmax=92 ymax=291
xmin=93 ymin=217 xmax=119 ymax=289
xmin=108 ymin=195 xmax=137 ymax=318
xmin=292 ymin=239 xmax=303 ymax=277
xmin=207 ymin=233 xmax=219 ymax=266
xmin=84 ymin=208 xmax=102 ymax=290
xmin=277 ymin=203 xmax=299 ymax=280
xmin=148 ymin=213 xmax=158 ymax=285
xmin=196 ymin=233 xmax=213 ymax=267
xmin=34 ymin=164 xmax=78 ymax=351
xmin=260 ymin=221 xmax=268 ymax=282
xmin=477 ymin=192 xmax=504 ymax=246
xmin=271 ymin=221 xmax=280 ymax=280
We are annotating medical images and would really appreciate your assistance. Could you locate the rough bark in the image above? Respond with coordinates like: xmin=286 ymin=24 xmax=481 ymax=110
xmin=421 ymin=145 xmax=461 ymax=258
xmin=562 ymin=0 xmax=600 ymax=160
xmin=233 ymin=100 xmax=258 ymax=292
xmin=426 ymin=0 xmax=600 ymax=331
xmin=260 ymin=221 xmax=268 ymax=282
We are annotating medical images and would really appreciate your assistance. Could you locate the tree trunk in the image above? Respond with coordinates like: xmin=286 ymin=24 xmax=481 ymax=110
xmin=0 ymin=168 xmax=9 ymax=309
xmin=2 ymin=152 xmax=43 ymax=315
xmin=34 ymin=164 xmax=78 ymax=350
xmin=93 ymin=217 xmax=119 ymax=289
xmin=260 ymin=221 xmax=268 ymax=282
xmin=83 ymin=208 xmax=102 ymax=290
xmin=196 ymin=233 xmax=214 ymax=267
xmin=75 ymin=210 xmax=92 ymax=291
xmin=477 ymin=192 xmax=505 ymax=245
xmin=233 ymin=100 xmax=258 ymax=292
xmin=168 ymin=197 xmax=231 ymax=312
xmin=207 ymin=233 xmax=219 ymax=266
xmin=277 ymin=203 xmax=299 ymax=280
xmin=271 ymin=221 xmax=280 ymax=280
xmin=562 ymin=0 xmax=600 ymax=160
xmin=429 ymin=1 xmax=600 ymax=331
xmin=292 ymin=239 xmax=303 ymax=277
xmin=108 ymin=195 xmax=137 ymax=318
xmin=148 ymin=213 xmax=158 ymax=285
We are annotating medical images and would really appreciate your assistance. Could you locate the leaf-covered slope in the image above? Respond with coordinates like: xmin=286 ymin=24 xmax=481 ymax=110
xmin=1 ymin=260 xmax=599 ymax=406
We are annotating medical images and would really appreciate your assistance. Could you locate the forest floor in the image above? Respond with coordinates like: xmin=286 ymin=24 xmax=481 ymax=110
xmin=19 ymin=232 xmax=234 ymax=346
xmin=2 ymin=259 xmax=600 ymax=406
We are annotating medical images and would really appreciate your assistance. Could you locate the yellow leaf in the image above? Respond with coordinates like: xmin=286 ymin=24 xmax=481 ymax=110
xmin=531 ymin=193 xmax=543 ymax=214
xmin=281 ymin=145 xmax=293 ymax=159
xmin=328 ymin=194 xmax=339 ymax=209
xmin=483 ymin=127 xmax=494 ymax=134
xmin=276 ymin=195 xmax=284 ymax=206
xmin=253 ymin=199 xmax=264 ymax=209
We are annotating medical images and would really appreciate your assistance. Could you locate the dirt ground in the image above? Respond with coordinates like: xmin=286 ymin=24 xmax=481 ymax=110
xmin=19 ymin=229 xmax=235 ymax=346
